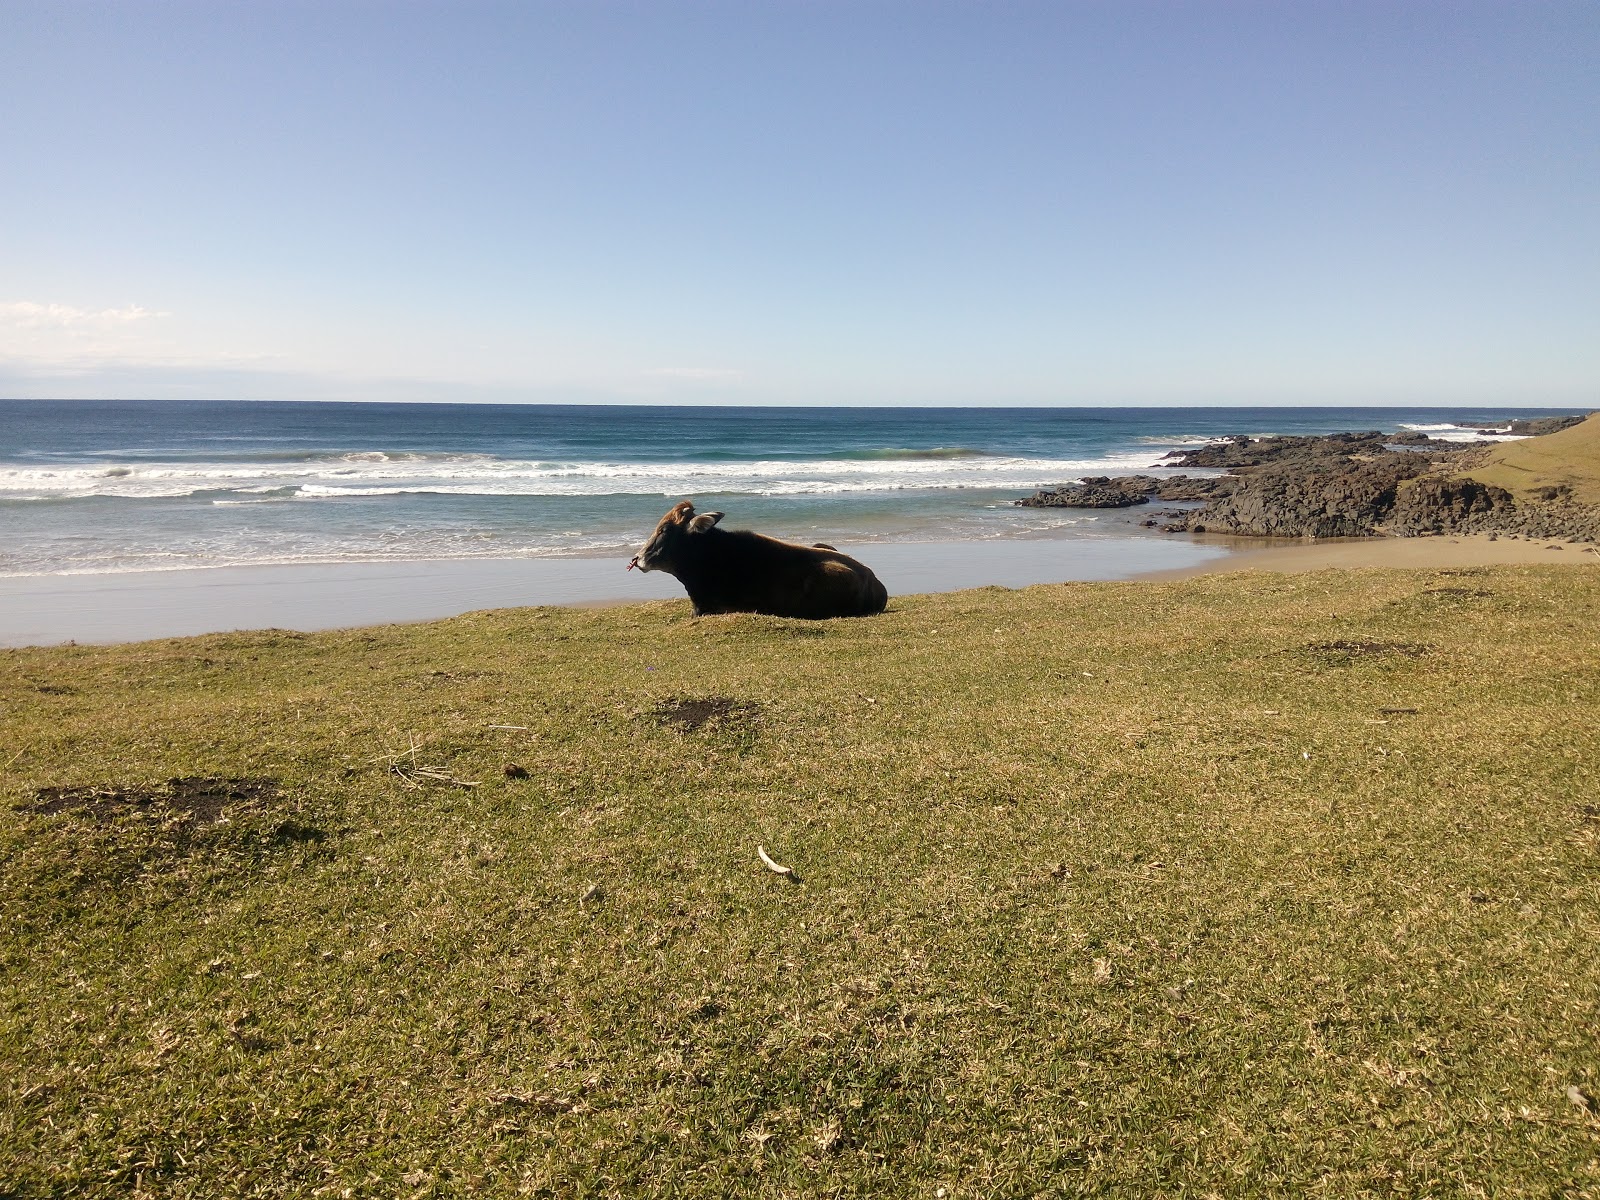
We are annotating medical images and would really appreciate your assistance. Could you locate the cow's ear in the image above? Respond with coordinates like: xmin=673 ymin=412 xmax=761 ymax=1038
xmin=689 ymin=511 xmax=723 ymax=533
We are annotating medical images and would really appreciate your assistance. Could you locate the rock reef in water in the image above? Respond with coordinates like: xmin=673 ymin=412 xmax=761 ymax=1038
xmin=1463 ymin=415 xmax=1587 ymax=437
xmin=1014 ymin=474 xmax=1233 ymax=509
xmin=1161 ymin=429 xmax=1443 ymax=471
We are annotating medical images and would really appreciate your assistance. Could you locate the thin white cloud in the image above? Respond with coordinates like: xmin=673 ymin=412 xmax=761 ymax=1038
xmin=643 ymin=366 xmax=744 ymax=381
xmin=1 ymin=299 xmax=186 ymax=367
xmin=0 ymin=301 xmax=171 ymax=328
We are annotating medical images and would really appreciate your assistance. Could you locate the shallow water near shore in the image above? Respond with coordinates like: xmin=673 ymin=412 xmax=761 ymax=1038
xmin=0 ymin=399 xmax=1567 ymax=577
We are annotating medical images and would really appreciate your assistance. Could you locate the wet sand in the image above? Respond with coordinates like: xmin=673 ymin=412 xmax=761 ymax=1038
xmin=0 ymin=535 xmax=1233 ymax=647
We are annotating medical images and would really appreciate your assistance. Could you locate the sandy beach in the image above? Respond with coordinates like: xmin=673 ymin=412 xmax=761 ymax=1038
xmin=1 ymin=531 xmax=1594 ymax=648
xmin=1149 ymin=530 xmax=1600 ymax=578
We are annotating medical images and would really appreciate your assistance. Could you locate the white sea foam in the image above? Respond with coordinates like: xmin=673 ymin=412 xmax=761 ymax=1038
xmin=1399 ymin=422 xmax=1525 ymax=443
xmin=1134 ymin=434 xmax=1229 ymax=447
xmin=0 ymin=449 xmax=1175 ymax=501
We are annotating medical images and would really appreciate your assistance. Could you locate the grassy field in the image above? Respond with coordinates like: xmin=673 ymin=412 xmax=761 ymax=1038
xmin=3 ymin=565 xmax=1599 ymax=1197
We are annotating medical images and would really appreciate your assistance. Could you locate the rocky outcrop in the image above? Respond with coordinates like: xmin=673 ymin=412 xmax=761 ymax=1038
xmin=1386 ymin=477 xmax=1514 ymax=535
xmin=1159 ymin=430 xmax=1445 ymax=471
xmin=1147 ymin=432 xmax=1458 ymax=537
xmin=1388 ymin=477 xmax=1600 ymax=542
xmin=1014 ymin=418 xmax=1599 ymax=542
xmin=1462 ymin=415 xmax=1586 ymax=437
xmin=1017 ymin=478 xmax=1147 ymax=508
xmin=1169 ymin=453 xmax=1436 ymax=538
xmin=1015 ymin=474 xmax=1233 ymax=509
xmin=1148 ymin=475 xmax=1235 ymax=501
xmin=1166 ymin=439 xmax=1600 ymax=542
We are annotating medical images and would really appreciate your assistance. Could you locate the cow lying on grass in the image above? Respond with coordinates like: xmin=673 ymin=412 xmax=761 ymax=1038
xmin=629 ymin=501 xmax=888 ymax=619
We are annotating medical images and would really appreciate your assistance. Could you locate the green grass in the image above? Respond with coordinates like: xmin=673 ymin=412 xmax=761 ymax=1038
xmin=4 ymin=566 xmax=1600 ymax=1197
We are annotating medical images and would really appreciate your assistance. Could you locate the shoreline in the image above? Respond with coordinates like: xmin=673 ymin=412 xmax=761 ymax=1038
xmin=0 ymin=535 xmax=1229 ymax=647
xmin=2 ymin=531 xmax=1593 ymax=648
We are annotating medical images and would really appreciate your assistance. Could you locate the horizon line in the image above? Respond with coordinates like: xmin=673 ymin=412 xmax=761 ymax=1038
xmin=1 ymin=396 xmax=1593 ymax=413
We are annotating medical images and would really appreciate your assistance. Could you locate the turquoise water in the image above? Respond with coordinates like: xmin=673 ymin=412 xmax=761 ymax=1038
xmin=0 ymin=400 xmax=1572 ymax=575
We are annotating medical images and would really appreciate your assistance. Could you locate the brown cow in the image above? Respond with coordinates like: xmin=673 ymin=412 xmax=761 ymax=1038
xmin=629 ymin=501 xmax=888 ymax=619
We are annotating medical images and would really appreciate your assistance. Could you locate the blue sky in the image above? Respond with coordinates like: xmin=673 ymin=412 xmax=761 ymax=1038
xmin=2 ymin=1 xmax=1596 ymax=406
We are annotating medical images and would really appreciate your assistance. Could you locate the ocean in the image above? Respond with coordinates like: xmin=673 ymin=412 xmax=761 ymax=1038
xmin=0 ymin=399 xmax=1575 ymax=578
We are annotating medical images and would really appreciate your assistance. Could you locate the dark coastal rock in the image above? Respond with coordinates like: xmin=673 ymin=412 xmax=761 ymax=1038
xmin=1153 ymin=475 xmax=1235 ymax=500
xmin=1461 ymin=415 xmax=1586 ymax=437
xmin=1161 ymin=431 xmax=1404 ymax=470
xmin=1511 ymin=416 xmax=1586 ymax=436
xmin=1014 ymin=417 xmax=1598 ymax=544
xmin=1386 ymin=477 xmax=1514 ymax=535
xmin=1015 ymin=474 xmax=1232 ymax=509
xmin=1147 ymin=424 xmax=1594 ymax=541
xmin=1165 ymin=453 xmax=1436 ymax=538
xmin=1017 ymin=478 xmax=1149 ymax=508
xmin=1390 ymin=485 xmax=1600 ymax=542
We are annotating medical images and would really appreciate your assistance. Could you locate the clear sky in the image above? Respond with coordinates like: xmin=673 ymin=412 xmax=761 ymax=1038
xmin=2 ymin=1 xmax=1596 ymax=406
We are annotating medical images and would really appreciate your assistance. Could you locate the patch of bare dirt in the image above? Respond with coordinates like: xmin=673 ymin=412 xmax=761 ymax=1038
xmin=11 ymin=778 xmax=330 ymax=904
xmin=25 ymin=776 xmax=280 ymax=824
xmin=650 ymin=697 xmax=762 ymax=733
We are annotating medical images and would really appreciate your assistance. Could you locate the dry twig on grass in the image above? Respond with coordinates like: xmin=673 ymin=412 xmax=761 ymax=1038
xmin=371 ymin=734 xmax=480 ymax=789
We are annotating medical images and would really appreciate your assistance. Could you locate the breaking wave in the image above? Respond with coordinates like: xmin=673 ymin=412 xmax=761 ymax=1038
xmin=0 ymin=449 xmax=1173 ymax=502
xmin=1399 ymin=422 xmax=1525 ymax=443
xmin=841 ymin=446 xmax=995 ymax=460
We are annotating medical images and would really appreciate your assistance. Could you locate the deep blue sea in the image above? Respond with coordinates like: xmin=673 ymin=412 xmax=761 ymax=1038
xmin=0 ymin=399 xmax=1578 ymax=576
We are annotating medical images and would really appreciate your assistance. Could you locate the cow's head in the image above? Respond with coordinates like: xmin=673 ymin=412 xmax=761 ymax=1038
xmin=630 ymin=501 xmax=723 ymax=574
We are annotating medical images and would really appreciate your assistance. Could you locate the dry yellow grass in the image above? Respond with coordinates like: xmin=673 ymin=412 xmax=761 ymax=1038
xmin=1457 ymin=412 xmax=1600 ymax=505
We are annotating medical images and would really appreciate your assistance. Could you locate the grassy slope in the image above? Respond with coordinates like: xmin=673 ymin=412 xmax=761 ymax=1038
xmin=3 ymin=567 xmax=1599 ymax=1198
xmin=1457 ymin=412 xmax=1600 ymax=505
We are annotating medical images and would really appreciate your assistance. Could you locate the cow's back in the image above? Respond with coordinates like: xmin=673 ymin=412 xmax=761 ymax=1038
xmin=785 ymin=555 xmax=887 ymax=619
